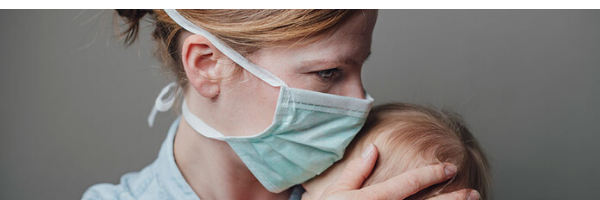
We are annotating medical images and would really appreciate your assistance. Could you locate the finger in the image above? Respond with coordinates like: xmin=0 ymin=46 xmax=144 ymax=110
xmin=427 ymin=189 xmax=480 ymax=200
xmin=356 ymin=163 xmax=458 ymax=200
xmin=326 ymin=143 xmax=378 ymax=194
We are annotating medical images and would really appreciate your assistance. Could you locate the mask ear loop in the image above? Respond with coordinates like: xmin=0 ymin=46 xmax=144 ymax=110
xmin=163 ymin=9 xmax=287 ymax=88
xmin=148 ymin=82 xmax=181 ymax=127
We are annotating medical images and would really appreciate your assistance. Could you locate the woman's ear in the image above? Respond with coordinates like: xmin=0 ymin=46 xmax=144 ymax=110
xmin=181 ymin=34 xmax=224 ymax=99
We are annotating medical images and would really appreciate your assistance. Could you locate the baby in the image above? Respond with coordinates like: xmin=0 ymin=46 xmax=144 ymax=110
xmin=302 ymin=103 xmax=491 ymax=199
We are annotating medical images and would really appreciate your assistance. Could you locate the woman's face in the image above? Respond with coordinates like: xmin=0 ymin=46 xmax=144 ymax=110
xmin=215 ymin=10 xmax=378 ymax=136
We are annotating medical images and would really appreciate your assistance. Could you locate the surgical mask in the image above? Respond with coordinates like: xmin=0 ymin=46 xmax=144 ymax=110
xmin=147 ymin=9 xmax=374 ymax=193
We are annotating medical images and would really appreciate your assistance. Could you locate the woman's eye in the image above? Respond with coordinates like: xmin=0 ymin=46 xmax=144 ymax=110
xmin=316 ymin=68 xmax=340 ymax=80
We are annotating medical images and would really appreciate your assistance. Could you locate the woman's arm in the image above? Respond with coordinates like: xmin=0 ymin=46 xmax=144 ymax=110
xmin=318 ymin=144 xmax=480 ymax=200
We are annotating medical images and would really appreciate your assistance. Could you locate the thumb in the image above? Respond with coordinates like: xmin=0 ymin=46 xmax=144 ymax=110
xmin=326 ymin=143 xmax=378 ymax=194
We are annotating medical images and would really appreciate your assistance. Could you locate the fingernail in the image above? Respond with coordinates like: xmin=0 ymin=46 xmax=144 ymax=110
xmin=362 ymin=143 xmax=374 ymax=158
xmin=467 ymin=190 xmax=480 ymax=200
xmin=444 ymin=164 xmax=457 ymax=178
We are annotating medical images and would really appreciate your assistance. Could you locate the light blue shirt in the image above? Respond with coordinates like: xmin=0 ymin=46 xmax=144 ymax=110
xmin=82 ymin=117 xmax=304 ymax=200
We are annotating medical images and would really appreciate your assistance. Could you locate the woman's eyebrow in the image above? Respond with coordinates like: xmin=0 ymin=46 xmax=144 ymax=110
xmin=299 ymin=51 xmax=372 ymax=70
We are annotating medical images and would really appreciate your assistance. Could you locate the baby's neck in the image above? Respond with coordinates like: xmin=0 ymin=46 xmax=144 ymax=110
xmin=173 ymin=118 xmax=291 ymax=200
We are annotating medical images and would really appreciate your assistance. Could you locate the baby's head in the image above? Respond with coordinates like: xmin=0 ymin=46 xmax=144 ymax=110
xmin=302 ymin=103 xmax=491 ymax=199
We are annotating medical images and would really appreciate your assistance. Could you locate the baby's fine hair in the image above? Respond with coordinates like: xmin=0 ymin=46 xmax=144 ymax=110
xmin=346 ymin=103 xmax=491 ymax=199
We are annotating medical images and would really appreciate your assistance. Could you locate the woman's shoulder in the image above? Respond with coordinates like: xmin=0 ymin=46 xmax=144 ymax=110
xmin=82 ymin=163 xmax=161 ymax=200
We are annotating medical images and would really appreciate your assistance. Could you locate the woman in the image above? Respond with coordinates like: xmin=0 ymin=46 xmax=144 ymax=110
xmin=83 ymin=9 xmax=479 ymax=200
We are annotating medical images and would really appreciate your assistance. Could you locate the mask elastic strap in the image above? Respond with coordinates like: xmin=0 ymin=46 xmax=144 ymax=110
xmin=148 ymin=82 xmax=180 ymax=127
xmin=181 ymin=99 xmax=226 ymax=140
xmin=164 ymin=9 xmax=287 ymax=88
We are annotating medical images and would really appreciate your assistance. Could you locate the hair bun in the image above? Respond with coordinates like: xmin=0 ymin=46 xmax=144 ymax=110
xmin=116 ymin=9 xmax=154 ymax=46
xmin=116 ymin=9 xmax=153 ymax=20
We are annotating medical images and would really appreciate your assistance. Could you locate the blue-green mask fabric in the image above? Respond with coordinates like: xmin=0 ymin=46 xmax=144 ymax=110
xmin=182 ymin=86 xmax=373 ymax=192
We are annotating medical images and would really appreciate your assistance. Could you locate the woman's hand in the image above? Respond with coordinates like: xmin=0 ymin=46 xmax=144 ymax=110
xmin=318 ymin=144 xmax=480 ymax=200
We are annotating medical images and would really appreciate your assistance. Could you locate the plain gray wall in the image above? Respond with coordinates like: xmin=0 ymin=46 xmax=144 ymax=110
xmin=1 ymin=10 xmax=598 ymax=200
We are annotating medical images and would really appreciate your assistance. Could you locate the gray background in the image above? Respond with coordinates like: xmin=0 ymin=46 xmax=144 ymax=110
xmin=1 ymin=10 xmax=598 ymax=200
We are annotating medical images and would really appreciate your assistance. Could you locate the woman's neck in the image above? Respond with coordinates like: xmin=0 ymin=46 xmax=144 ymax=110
xmin=173 ymin=117 xmax=291 ymax=200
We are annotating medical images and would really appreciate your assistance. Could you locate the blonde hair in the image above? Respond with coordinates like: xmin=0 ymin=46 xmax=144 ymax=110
xmin=344 ymin=103 xmax=491 ymax=199
xmin=115 ymin=9 xmax=360 ymax=88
